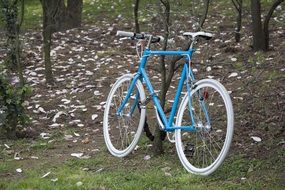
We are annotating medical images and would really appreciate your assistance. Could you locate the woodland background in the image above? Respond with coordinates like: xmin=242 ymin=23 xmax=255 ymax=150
xmin=0 ymin=0 xmax=284 ymax=189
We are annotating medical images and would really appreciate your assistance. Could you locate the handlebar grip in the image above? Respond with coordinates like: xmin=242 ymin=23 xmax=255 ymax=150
xmin=116 ymin=31 xmax=135 ymax=37
xmin=151 ymin=36 xmax=164 ymax=43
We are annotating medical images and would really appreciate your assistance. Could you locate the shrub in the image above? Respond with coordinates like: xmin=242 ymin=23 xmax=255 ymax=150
xmin=0 ymin=73 xmax=31 ymax=139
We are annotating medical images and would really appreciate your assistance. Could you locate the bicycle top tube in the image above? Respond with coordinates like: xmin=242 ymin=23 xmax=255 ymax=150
xmin=143 ymin=49 xmax=194 ymax=57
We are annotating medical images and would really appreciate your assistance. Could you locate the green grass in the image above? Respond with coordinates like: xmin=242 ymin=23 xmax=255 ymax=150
xmin=1 ymin=138 xmax=284 ymax=190
xmin=22 ymin=0 xmax=42 ymax=29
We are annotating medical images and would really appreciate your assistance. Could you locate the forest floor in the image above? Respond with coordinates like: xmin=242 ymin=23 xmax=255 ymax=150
xmin=0 ymin=1 xmax=285 ymax=189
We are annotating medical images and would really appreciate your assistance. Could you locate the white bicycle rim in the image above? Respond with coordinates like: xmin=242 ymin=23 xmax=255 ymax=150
xmin=175 ymin=79 xmax=234 ymax=175
xmin=103 ymin=74 xmax=146 ymax=157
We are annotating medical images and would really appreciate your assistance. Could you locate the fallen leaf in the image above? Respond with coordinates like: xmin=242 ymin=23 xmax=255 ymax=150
xmin=51 ymin=178 xmax=58 ymax=182
xmin=76 ymin=181 xmax=83 ymax=187
xmin=92 ymin=114 xmax=98 ymax=120
xmin=71 ymin=153 xmax=84 ymax=158
xmin=16 ymin=168 xmax=22 ymax=173
xmin=82 ymin=138 xmax=90 ymax=144
xmin=81 ymin=155 xmax=91 ymax=159
xmin=14 ymin=152 xmax=22 ymax=160
xmin=144 ymin=155 xmax=151 ymax=160
xmin=38 ymin=107 xmax=46 ymax=113
xmin=228 ymin=72 xmax=238 ymax=78
xmin=74 ymin=132 xmax=80 ymax=137
xmin=64 ymin=134 xmax=73 ymax=140
xmin=49 ymin=123 xmax=61 ymax=128
xmin=161 ymin=166 xmax=170 ymax=171
xmin=52 ymin=111 xmax=67 ymax=123
xmin=96 ymin=168 xmax=103 ymax=173
xmin=134 ymin=145 xmax=139 ymax=151
xmin=40 ymin=132 xmax=51 ymax=139
xmin=165 ymin=172 xmax=172 ymax=176
xmin=251 ymin=136 xmax=262 ymax=142
xmin=206 ymin=66 xmax=212 ymax=72
xmin=4 ymin=144 xmax=10 ymax=149
xmin=41 ymin=172 xmax=51 ymax=178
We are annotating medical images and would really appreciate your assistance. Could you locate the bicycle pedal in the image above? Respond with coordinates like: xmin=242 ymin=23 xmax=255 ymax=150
xmin=184 ymin=143 xmax=195 ymax=158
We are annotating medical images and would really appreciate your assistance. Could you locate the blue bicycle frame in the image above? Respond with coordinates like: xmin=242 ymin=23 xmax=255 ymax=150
xmin=117 ymin=48 xmax=206 ymax=132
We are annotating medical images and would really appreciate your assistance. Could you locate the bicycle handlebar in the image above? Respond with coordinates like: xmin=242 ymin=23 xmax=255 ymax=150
xmin=116 ymin=30 xmax=163 ymax=43
xmin=116 ymin=31 xmax=135 ymax=38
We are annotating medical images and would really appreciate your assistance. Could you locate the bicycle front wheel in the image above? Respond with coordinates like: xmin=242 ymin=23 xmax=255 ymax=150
xmin=103 ymin=74 xmax=146 ymax=157
xmin=175 ymin=79 xmax=234 ymax=175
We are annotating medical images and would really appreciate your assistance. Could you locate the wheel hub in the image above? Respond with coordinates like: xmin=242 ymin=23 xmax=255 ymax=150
xmin=196 ymin=121 xmax=211 ymax=132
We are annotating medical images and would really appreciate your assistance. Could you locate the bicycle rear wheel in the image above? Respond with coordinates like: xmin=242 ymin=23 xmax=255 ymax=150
xmin=103 ymin=74 xmax=146 ymax=157
xmin=175 ymin=79 xmax=234 ymax=175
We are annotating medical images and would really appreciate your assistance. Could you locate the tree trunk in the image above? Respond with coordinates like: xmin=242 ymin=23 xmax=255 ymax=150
xmin=66 ymin=0 xmax=83 ymax=29
xmin=251 ymin=0 xmax=266 ymax=51
xmin=232 ymin=0 xmax=242 ymax=42
xmin=52 ymin=0 xmax=82 ymax=32
xmin=16 ymin=0 xmax=25 ymax=86
xmin=43 ymin=29 xmax=54 ymax=85
xmin=199 ymin=0 xmax=210 ymax=30
xmin=152 ymin=0 xmax=170 ymax=155
xmin=6 ymin=112 xmax=18 ymax=139
xmin=41 ymin=0 xmax=55 ymax=84
xmin=134 ymin=0 xmax=140 ymax=33
xmin=0 ymin=0 xmax=25 ymax=86
xmin=40 ymin=0 xmax=82 ymax=84
xmin=53 ymin=0 xmax=66 ymax=32
xmin=263 ymin=0 xmax=284 ymax=50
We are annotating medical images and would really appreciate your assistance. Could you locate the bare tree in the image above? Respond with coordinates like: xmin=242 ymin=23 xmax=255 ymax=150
xmin=41 ymin=0 xmax=56 ymax=84
xmin=152 ymin=0 xmax=170 ymax=155
xmin=232 ymin=0 xmax=242 ymax=42
xmin=134 ymin=0 xmax=140 ymax=33
xmin=151 ymin=0 xmax=212 ymax=155
xmin=251 ymin=0 xmax=284 ymax=51
xmin=263 ymin=0 xmax=284 ymax=50
xmin=251 ymin=0 xmax=265 ymax=50
xmin=198 ymin=0 xmax=210 ymax=30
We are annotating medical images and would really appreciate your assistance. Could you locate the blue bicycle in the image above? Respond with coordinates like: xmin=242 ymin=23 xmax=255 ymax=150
xmin=103 ymin=30 xmax=234 ymax=175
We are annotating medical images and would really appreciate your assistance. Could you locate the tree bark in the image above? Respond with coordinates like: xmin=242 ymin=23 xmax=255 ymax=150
xmin=232 ymin=0 xmax=242 ymax=42
xmin=199 ymin=0 xmax=210 ymax=30
xmin=263 ymin=0 xmax=284 ymax=50
xmin=40 ymin=0 xmax=83 ymax=84
xmin=251 ymin=0 xmax=284 ymax=51
xmin=0 ymin=0 xmax=25 ymax=86
xmin=134 ymin=0 xmax=140 ymax=33
xmin=42 ymin=0 xmax=82 ymax=32
xmin=251 ymin=0 xmax=266 ymax=51
xmin=66 ymin=0 xmax=83 ymax=29
xmin=152 ymin=0 xmax=170 ymax=155
xmin=41 ymin=0 xmax=56 ymax=84
xmin=16 ymin=0 xmax=25 ymax=86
